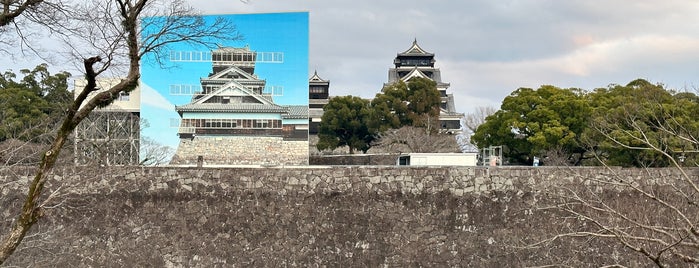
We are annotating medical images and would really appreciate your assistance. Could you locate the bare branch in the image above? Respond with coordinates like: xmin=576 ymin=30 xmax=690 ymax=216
xmin=0 ymin=0 xmax=242 ymax=263
xmin=371 ymin=125 xmax=460 ymax=153
xmin=0 ymin=0 xmax=44 ymax=27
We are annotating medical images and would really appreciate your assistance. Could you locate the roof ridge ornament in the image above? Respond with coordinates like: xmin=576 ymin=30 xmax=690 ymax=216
xmin=309 ymin=70 xmax=328 ymax=82
xmin=398 ymin=38 xmax=433 ymax=56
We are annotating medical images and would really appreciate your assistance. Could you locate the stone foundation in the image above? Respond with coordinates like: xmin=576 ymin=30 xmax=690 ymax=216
xmin=170 ymin=136 xmax=308 ymax=165
xmin=1 ymin=166 xmax=690 ymax=267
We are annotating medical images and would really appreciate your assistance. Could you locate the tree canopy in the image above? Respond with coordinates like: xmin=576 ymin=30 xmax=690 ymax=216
xmin=318 ymin=77 xmax=444 ymax=154
xmin=472 ymin=85 xmax=590 ymax=165
xmin=473 ymin=79 xmax=699 ymax=167
xmin=0 ymin=64 xmax=71 ymax=142
xmin=317 ymin=96 xmax=377 ymax=154
xmin=584 ymin=79 xmax=699 ymax=167
xmin=371 ymin=77 xmax=441 ymax=130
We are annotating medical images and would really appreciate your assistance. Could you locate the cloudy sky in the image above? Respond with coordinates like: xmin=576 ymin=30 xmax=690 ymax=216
xmin=193 ymin=0 xmax=699 ymax=114
xmin=4 ymin=0 xmax=699 ymax=115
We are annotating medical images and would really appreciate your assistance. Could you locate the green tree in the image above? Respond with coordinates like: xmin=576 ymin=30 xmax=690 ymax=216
xmin=371 ymin=77 xmax=441 ymax=130
xmin=0 ymin=64 xmax=71 ymax=142
xmin=472 ymin=85 xmax=591 ymax=165
xmin=0 ymin=87 xmax=49 ymax=141
xmin=543 ymin=81 xmax=699 ymax=266
xmin=584 ymin=79 xmax=699 ymax=167
xmin=20 ymin=64 xmax=72 ymax=107
xmin=317 ymin=96 xmax=378 ymax=154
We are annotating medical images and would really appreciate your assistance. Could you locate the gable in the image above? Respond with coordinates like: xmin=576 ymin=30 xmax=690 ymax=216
xmin=309 ymin=70 xmax=328 ymax=82
xmin=194 ymin=80 xmax=275 ymax=106
xmin=400 ymin=68 xmax=431 ymax=82
xmin=398 ymin=39 xmax=434 ymax=56
xmin=207 ymin=65 xmax=258 ymax=81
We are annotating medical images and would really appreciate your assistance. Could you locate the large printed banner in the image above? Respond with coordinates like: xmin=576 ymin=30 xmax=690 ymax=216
xmin=140 ymin=12 xmax=310 ymax=166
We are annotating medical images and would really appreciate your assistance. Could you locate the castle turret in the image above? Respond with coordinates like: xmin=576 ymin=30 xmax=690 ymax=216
xmin=386 ymin=39 xmax=463 ymax=132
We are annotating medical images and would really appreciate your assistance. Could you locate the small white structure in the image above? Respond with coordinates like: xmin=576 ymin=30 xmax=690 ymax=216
xmin=396 ymin=153 xmax=477 ymax=167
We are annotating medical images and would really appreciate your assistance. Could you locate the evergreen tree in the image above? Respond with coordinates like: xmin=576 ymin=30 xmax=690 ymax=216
xmin=371 ymin=77 xmax=441 ymax=129
xmin=0 ymin=64 xmax=71 ymax=142
xmin=472 ymin=85 xmax=590 ymax=165
xmin=317 ymin=96 xmax=379 ymax=154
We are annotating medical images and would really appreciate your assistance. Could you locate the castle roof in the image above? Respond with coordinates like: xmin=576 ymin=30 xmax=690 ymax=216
xmin=398 ymin=39 xmax=434 ymax=57
xmin=309 ymin=70 xmax=328 ymax=83
xmin=176 ymin=103 xmax=287 ymax=114
xmin=386 ymin=67 xmax=450 ymax=88
xmin=192 ymin=81 xmax=274 ymax=106
xmin=282 ymin=105 xmax=309 ymax=119
xmin=442 ymin=93 xmax=462 ymax=115
xmin=213 ymin=45 xmax=253 ymax=54
xmin=205 ymin=65 xmax=259 ymax=81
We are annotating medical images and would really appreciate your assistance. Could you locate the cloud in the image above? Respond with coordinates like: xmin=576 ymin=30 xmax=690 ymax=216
xmin=140 ymin=82 xmax=176 ymax=111
xmin=440 ymin=32 xmax=699 ymax=114
xmin=190 ymin=1 xmax=699 ymax=106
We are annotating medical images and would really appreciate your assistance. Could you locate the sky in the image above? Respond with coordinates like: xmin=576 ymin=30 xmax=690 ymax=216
xmin=3 ymin=0 xmax=699 ymax=115
xmin=186 ymin=0 xmax=699 ymax=114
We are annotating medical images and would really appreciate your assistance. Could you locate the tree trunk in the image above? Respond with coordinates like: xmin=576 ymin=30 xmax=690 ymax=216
xmin=0 ymin=129 xmax=69 ymax=263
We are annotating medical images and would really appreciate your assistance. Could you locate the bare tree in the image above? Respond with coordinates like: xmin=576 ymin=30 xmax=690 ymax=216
xmin=461 ymin=106 xmax=496 ymax=133
xmin=0 ymin=0 xmax=241 ymax=263
xmin=137 ymin=118 xmax=174 ymax=166
xmin=528 ymin=102 xmax=699 ymax=267
xmin=0 ymin=0 xmax=46 ymax=27
xmin=0 ymin=139 xmax=45 ymax=166
xmin=139 ymin=136 xmax=174 ymax=165
xmin=456 ymin=106 xmax=495 ymax=153
xmin=0 ymin=123 xmax=51 ymax=167
xmin=540 ymin=146 xmax=573 ymax=166
xmin=0 ymin=118 xmax=75 ymax=167
xmin=371 ymin=126 xmax=460 ymax=153
xmin=0 ymin=0 xmax=72 ymax=58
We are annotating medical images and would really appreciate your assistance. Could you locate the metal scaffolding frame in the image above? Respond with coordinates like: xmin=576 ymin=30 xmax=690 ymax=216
xmin=74 ymin=110 xmax=140 ymax=166
xmin=168 ymin=84 xmax=284 ymax=96
xmin=169 ymin=50 xmax=284 ymax=63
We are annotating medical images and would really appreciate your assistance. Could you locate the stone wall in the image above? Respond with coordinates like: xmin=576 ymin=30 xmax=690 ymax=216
xmin=170 ymin=136 xmax=309 ymax=165
xmin=309 ymin=154 xmax=399 ymax=165
xmin=0 ymin=166 xmax=694 ymax=267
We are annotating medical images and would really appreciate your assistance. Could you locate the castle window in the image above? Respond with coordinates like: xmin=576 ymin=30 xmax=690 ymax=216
xmin=255 ymin=119 xmax=269 ymax=128
xmin=309 ymin=86 xmax=326 ymax=94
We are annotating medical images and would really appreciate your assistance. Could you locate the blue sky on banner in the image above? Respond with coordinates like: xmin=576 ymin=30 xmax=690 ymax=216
xmin=140 ymin=12 xmax=309 ymax=150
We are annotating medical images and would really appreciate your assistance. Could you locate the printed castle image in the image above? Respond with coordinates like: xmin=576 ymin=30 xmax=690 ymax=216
xmin=169 ymin=46 xmax=309 ymax=166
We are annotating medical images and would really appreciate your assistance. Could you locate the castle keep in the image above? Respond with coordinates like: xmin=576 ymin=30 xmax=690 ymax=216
xmin=170 ymin=46 xmax=309 ymax=165
xmin=386 ymin=39 xmax=463 ymax=131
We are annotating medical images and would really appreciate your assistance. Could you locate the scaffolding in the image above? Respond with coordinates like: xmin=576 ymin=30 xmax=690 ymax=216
xmin=169 ymin=84 xmax=284 ymax=97
xmin=74 ymin=110 xmax=140 ymax=166
xmin=169 ymin=50 xmax=284 ymax=63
